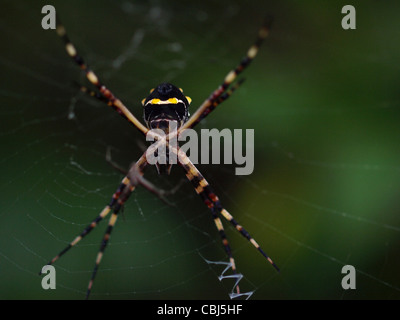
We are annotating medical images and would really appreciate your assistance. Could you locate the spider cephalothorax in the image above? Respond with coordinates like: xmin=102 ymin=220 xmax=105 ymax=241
xmin=142 ymin=82 xmax=191 ymax=131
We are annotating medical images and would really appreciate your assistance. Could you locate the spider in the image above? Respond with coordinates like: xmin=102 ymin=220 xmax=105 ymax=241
xmin=40 ymin=15 xmax=278 ymax=299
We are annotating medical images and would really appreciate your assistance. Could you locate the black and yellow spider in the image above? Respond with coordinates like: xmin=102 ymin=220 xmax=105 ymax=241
xmin=40 ymin=15 xmax=278 ymax=299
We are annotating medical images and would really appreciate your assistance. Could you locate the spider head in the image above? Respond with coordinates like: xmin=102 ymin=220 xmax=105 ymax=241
xmin=142 ymin=83 xmax=191 ymax=132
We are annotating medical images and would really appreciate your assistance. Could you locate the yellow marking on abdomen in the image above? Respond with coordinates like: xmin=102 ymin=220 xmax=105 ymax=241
xmin=168 ymin=98 xmax=178 ymax=104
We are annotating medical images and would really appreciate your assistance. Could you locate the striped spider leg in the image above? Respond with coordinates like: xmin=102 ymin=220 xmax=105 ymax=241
xmin=40 ymin=155 xmax=148 ymax=299
xmin=180 ymin=15 xmax=273 ymax=131
xmin=55 ymin=19 xmax=149 ymax=136
xmin=175 ymin=147 xmax=279 ymax=295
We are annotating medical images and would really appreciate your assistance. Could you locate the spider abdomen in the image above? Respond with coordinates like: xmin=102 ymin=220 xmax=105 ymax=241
xmin=142 ymin=83 xmax=191 ymax=130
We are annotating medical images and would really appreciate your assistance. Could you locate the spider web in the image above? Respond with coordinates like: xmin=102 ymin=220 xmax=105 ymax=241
xmin=1 ymin=0 xmax=400 ymax=300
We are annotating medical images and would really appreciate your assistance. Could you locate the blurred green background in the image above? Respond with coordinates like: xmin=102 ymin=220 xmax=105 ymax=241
xmin=0 ymin=0 xmax=399 ymax=300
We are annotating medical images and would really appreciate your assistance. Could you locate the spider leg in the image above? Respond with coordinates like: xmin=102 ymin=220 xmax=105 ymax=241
xmin=86 ymin=157 xmax=163 ymax=298
xmin=126 ymin=161 xmax=175 ymax=206
xmin=181 ymin=16 xmax=272 ymax=130
xmin=40 ymin=155 xmax=148 ymax=298
xmin=39 ymin=177 xmax=130 ymax=270
xmin=76 ymin=83 xmax=112 ymax=105
xmin=56 ymin=19 xmax=148 ymax=135
xmin=86 ymin=181 xmax=135 ymax=299
xmin=216 ymin=78 xmax=245 ymax=105
xmin=106 ymin=146 xmax=129 ymax=175
xmin=176 ymin=148 xmax=279 ymax=273
xmin=193 ymin=78 xmax=245 ymax=125
xmin=175 ymin=150 xmax=239 ymax=293
xmin=106 ymin=147 xmax=179 ymax=206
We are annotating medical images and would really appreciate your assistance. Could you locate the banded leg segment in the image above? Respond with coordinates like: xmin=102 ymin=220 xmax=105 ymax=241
xmin=219 ymin=209 xmax=279 ymax=271
xmin=179 ymin=155 xmax=241 ymax=293
xmin=181 ymin=16 xmax=273 ymax=130
xmin=85 ymin=183 xmax=135 ymax=299
xmin=83 ymin=156 xmax=150 ymax=298
xmin=40 ymin=154 xmax=149 ymax=299
xmin=177 ymin=148 xmax=279 ymax=272
xmin=85 ymin=156 xmax=151 ymax=298
xmin=55 ymin=20 xmax=148 ymax=136
xmin=78 ymin=84 xmax=112 ymax=105
xmin=197 ymin=78 xmax=245 ymax=124
xmin=39 ymin=176 xmax=131 ymax=270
